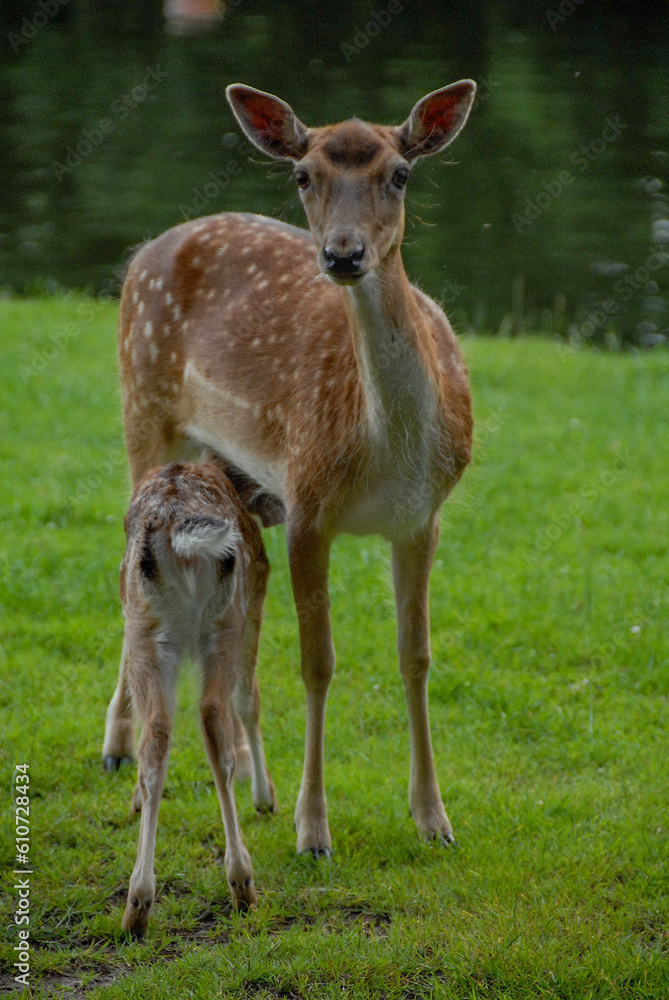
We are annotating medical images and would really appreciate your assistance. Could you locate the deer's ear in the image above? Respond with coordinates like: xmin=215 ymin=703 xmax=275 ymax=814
xmin=226 ymin=84 xmax=309 ymax=160
xmin=397 ymin=80 xmax=476 ymax=161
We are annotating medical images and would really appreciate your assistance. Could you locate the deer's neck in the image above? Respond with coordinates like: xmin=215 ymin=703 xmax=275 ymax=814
xmin=344 ymin=250 xmax=440 ymax=440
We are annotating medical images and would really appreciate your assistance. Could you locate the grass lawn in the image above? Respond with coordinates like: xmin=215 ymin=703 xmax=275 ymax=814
xmin=0 ymin=296 xmax=667 ymax=998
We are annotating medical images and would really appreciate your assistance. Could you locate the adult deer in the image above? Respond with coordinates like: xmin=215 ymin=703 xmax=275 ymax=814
xmin=103 ymin=81 xmax=476 ymax=856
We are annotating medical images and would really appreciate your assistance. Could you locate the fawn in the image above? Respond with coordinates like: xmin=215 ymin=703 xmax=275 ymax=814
xmin=112 ymin=460 xmax=275 ymax=938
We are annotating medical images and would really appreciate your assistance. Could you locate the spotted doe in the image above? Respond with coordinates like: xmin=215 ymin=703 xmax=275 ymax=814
xmin=108 ymin=461 xmax=276 ymax=938
xmin=103 ymin=81 xmax=476 ymax=857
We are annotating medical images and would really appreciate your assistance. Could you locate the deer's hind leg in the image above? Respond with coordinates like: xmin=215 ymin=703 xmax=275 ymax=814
xmin=232 ymin=543 xmax=276 ymax=813
xmin=103 ymin=636 xmax=137 ymax=771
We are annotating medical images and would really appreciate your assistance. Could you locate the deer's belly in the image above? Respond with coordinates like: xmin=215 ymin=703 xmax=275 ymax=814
xmin=337 ymin=473 xmax=442 ymax=540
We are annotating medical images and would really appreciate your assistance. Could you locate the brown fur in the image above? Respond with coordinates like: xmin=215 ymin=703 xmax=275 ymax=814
xmin=106 ymin=82 xmax=477 ymax=857
xmin=110 ymin=462 xmax=276 ymax=938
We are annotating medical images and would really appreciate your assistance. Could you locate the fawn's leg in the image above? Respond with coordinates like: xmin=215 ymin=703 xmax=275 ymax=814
xmin=122 ymin=627 xmax=178 ymax=939
xmin=103 ymin=424 xmax=176 ymax=773
xmin=102 ymin=637 xmax=136 ymax=770
xmin=392 ymin=514 xmax=454 ymax=845
xmin=287 ymin=521 xmax=335 ymax=857
xmin=201 ymin=628 xmax=257 ymax=910
xmin=233 ymin=544 xmax=277 ymax=812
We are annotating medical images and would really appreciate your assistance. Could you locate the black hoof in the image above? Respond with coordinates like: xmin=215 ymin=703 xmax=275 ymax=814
xmin=299 ymin=847 xmax=332 ymax=861
xmin=103 ymin=755 xmax=132 ymax=772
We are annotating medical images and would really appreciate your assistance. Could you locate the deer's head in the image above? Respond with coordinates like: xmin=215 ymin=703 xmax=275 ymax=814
xmin=226 ymin=82 xmax=476 ymax=285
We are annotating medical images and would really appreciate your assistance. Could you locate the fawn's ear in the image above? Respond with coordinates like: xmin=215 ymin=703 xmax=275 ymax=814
xmin=226 ymin=84 xmax=309 ymax=160
xmin=397 ymin=80 xmax=476 ymax=160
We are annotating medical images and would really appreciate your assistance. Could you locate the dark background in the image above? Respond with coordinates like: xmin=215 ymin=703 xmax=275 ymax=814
xmin=1 ymin=0 xmax=668 ymax=346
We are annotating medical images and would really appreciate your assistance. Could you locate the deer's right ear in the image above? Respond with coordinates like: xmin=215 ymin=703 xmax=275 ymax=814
xmin=226 ymin=84 xmax=309 ymax=160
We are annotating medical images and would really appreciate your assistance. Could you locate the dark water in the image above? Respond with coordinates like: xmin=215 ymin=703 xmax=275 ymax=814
xmin=1 ymin=0 xmax=668 ymax=347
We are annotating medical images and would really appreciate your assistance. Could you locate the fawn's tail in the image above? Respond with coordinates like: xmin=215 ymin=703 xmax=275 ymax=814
xmin=170 ymin=516 xmax=237 ymax=559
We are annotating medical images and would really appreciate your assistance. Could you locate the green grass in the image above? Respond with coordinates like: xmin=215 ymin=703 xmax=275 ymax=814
xmin=0 ymin=296 xmax=668 ymax=998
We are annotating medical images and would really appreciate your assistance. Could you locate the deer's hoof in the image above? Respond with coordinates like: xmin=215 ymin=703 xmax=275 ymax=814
xmin=103 ymin=755 xmax=133 ymax=773
xmin=122 ymin=894 xmax=152 ymax=940
xmin=299 ymin=846 xmax=332 ymax=861
xmin=295 ymin=811 xmax=331 ymax=858
xmin=228 ymin=875 xmax=257 ymax=912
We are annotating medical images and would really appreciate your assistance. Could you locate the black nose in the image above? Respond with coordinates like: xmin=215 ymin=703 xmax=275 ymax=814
xmin=323 ymin=245 xmax=365 ymax=275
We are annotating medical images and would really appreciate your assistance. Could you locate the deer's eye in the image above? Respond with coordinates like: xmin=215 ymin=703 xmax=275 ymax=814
xmin=392 ymin=167 xmax=409 ymax=189
xmin=295 ymin=170 xmax=310 ymax=189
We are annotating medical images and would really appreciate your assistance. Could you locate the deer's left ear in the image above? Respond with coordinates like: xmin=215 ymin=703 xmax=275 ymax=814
xmin=397 ymin=80 xmax=477 ymax=160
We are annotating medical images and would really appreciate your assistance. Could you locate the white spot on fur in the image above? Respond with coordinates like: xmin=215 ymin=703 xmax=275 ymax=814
xmin=156 ymin=277 xmax=163 ymax=290
xmin=144 ymin=322 xmax=153 ymax=338
xmin=165 ymin=292 xmax=173 ymax=305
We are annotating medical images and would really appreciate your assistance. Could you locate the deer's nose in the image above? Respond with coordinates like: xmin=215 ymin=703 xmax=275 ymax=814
xmin=323 ymin=244 xmax=365 ymax=276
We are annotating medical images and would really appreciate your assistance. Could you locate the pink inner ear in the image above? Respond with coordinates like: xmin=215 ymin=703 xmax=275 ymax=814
xmin=417 ymin=85 xmax=471 ymax=136
xmin=241 ymin=94 xmax=286 ymax=138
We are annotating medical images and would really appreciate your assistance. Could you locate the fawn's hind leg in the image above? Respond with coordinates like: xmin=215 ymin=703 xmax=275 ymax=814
xmin=201 ymin=622 xmax=257 ymax=911
xmin=121 ymin=624 xmax=178 ymax=939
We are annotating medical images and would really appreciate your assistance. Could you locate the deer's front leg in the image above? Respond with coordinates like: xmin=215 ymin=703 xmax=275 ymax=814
xmin=392 ymin=514 xmax=454 ymax=846
xmin=288 ymin=522 xmax=334 ymax=858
